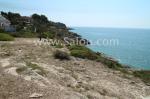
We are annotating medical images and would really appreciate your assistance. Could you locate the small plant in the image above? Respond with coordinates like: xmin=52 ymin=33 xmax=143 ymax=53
xmin=26 ymin=62 xmax=47 ymax=76
xmin=16 ymin=66 xmax=27 ymax=73
xmin=42 ymin=32 xmax=55 ymax=39
xmin=0 ymin=33 xmax=14 ymax=41
xmin=55 ymin=44 xmax=63 ymax=48
xmin=54 ymin=50 xmax=70 ymax=60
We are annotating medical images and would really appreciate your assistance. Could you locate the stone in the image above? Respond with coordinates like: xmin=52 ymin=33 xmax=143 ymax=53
xmin=29 ymin=93 xmax=43 ymax=98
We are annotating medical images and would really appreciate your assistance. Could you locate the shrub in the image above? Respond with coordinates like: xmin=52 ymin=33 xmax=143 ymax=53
xmin=42 ymin=32 xmax=55 ymax=39
xmin=71 ymin=50 xmax=97 ymax=60
xmin=69 ymin=45 xmax=98 ymax=60
xmin=55 ymin=44 xmax=63 ymax=48
xmin=70 ymin=50 xmax=86 ymax=59
xmin=0 ymin=28 xmax=5 ymax=32
xmin=96 ymin=56 xmax=123 ymax=69
xmin=16 ymin=66 xmax=27 ymax=73
xmin=0 ymin=33 xmax=14 ymax=41
xmin=20 ymin=32 xmax=37 ymax=38
xmin=133 ymin=70 xmax=150 ymax=85
xmin=12 ymin=32 xmax=37 ymax=38
xmin=54 ymin=50 xmax=70 ymax=60
xmin=68 ymin=45 xmax=89 ymax=51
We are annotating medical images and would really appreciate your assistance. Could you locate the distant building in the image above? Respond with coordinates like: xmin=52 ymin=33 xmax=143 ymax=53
xmin=0 ymin=14 xmax=16 ymax=32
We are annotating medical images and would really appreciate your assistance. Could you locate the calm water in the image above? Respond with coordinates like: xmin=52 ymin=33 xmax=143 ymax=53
xmin=71 ymin=27 xmax=150 ymax=70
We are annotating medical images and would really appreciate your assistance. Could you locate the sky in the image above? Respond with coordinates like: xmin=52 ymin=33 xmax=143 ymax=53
xmin=0 ymin=0 xmax=150 ymax=28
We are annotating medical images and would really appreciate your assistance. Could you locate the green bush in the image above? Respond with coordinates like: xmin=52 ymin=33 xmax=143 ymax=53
xmin=69 ymin=45 xmax=98 ymax=60
xmin=42 ymin=32 xmax=55 ymax=39
xmin=21 ymin=32 xmax=37 ymax=38
xmin=12 ymin=31 xmax=37 ymax=38
xmin=71 ymin=50 xmax=97 ymax=60
xmin=68 ymin=45 xmax=89 ymax=51
xmin=70 ymin=50 xmax=85 ymax=58
xmin=55 ymin=44 xmax=63 ymax=48
xmin=0 ymin=28 xmax=5 ymax=32
xmin=54 ymin=50 xmax=70 ymax=60
xmin=0 ymin=33 xmax=14 ymax=41
xmin=133 ymin=70 xmax=150 ymax=85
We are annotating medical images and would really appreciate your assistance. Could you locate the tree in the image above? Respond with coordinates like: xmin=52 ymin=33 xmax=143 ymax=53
xmin=32 ymin=14 xmax=50 ymax=40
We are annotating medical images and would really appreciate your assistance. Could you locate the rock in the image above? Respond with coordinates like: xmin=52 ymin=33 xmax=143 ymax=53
xmin=130 ymin=81 xmax=136 ymax=84
xmin=18 ymin=49 xmax=22 ymax=53
xmin=24 ymin=76 xmax=32 ymax=81
xmin=0 ymin=58 xmax=10 ymax=67
xmin=85 ymin=91 xmax=104 ymax=99
xmin=5 ymin=67 xmax=18 ymax=76
xmin=29 ymin=93 xmax=43 ymax=98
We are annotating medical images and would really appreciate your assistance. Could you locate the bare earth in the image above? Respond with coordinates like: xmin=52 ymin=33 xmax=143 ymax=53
xmin=0 ymin=38 xmax=150 ymax=99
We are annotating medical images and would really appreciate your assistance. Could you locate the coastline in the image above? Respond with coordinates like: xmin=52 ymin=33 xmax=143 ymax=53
xmin=70 ymin=27 xmax=150 ymax=70
xmin=69 ymin=28 xmax=132 ymax=69
xmin=69 ymin=28 xmax=150 ymax=86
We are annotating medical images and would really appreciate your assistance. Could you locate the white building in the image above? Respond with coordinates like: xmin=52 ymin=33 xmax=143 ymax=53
xmin=0 ymin=14 xmax=16 ymax=32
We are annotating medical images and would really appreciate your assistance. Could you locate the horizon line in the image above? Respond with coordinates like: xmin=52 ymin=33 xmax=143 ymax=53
xmin=69 ymin=26 xmax=150 ymax=30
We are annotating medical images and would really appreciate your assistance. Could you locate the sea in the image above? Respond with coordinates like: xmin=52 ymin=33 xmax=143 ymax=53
xmin=71 ymin=27 xmax=150 ymax=70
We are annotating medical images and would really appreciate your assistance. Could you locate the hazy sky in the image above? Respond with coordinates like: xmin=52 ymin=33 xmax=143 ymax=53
xmin=0 ymin=0 xmax=150 ymax=28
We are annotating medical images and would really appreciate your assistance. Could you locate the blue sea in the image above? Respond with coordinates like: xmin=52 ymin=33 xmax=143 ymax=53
xmin=71 ymin=27 xmax=150 ymax=70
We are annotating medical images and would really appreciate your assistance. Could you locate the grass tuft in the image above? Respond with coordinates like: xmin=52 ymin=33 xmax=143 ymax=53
xmin=26 ymin=62 xmax=47 ymax=76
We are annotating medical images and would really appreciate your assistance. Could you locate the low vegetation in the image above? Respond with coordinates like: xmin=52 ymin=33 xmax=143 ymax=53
xmin=69 ymin=45 xmax=123 ymax=69
xmin=0 ymin=33 xmax=14 ymax=41
xmin=42 ymin=32 xmax=55 ymax=39
xmin=16 ymin=66 xmax=27 ymax=74
xmin=96 ymin=56 xmax=123 ymax=69
xmin=0 ymin=28 xmax=5 ymax=32
xmin=54 ymin=50 xmax=70 ymax=60
xmin=12 ymin=32 xmax=37 ymax=38
xmin=69 ymin=45 xmax=98 ymax=60
xmin=16 ymin=62 xmax=47 ymax=76
xmin=26 ymin=62 xmax=47 ymax=76
xmin=54 ymin=44 xmax=64 ymax=48
xmin=133 ymin=70 xmax=150 ymax=85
